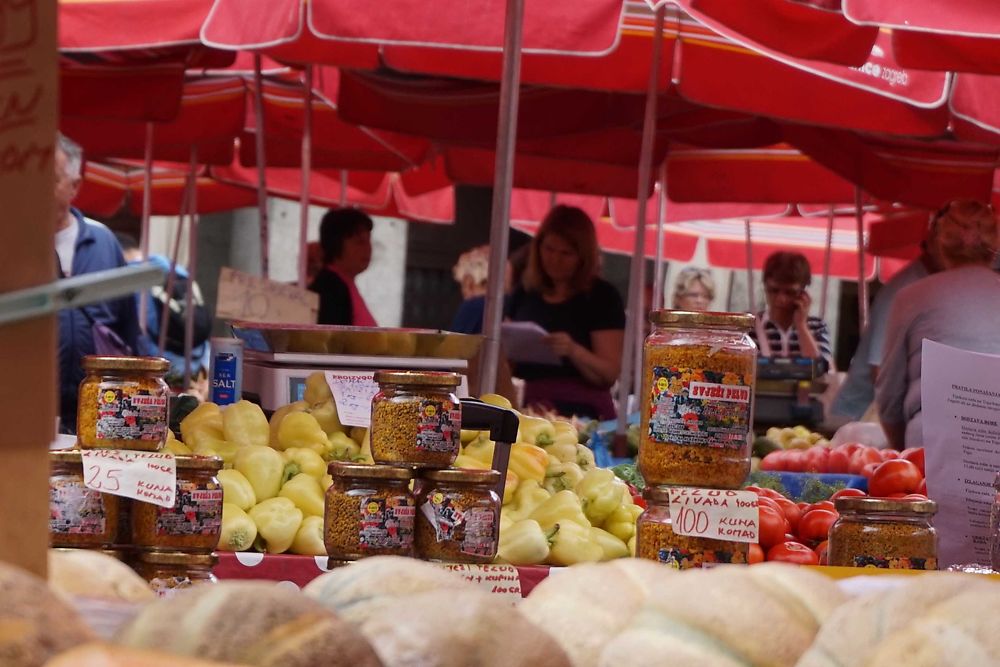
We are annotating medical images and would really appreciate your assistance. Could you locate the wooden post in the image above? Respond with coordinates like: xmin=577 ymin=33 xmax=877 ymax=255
xmin=0 ymin=0 xmax=58 ymax=576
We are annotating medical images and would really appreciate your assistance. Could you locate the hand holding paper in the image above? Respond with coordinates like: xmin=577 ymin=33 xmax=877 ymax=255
xmin=501 ymin=321 xmax=563 ymax=366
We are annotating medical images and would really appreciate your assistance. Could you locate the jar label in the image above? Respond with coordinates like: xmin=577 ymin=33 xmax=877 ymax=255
xmin=420 ymin=492 xmax=498 ymax=557
xmin=156 ymin=481 xmax=224 ymax=536
xmin=657 ymin=547 xmax=747 ymax=569
xmin=415 ymin=399 xmax=461 ymax=453
xmin=49 ymin=477 xmax=106 ymax=535
xmin=852 ymin=555 xmax=938 ymax=570
xmin=95 ymin=381 xmax=168 ymax=442
xmin=148 ymin=576 xmax=194 ymax=598
xmin=648 ymin=366 xmax=750 ymax=448
xmin=359 ymin=495 xmax=415 ymax=550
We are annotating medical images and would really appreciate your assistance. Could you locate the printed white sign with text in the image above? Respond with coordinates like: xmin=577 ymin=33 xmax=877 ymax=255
xmin=667 ymin=488 xmax=759 ymax=543
xmin=325 ymin=371 xmax=380 ymax=428
xmin=81 ymin=450 xmax=177 ymax=508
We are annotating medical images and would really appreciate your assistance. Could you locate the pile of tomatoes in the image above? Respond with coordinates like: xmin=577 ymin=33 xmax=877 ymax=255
xmin=746 ymin=448 xmax=927 ymax=565
xmin=760 ymin=442 xmax=926 ymax=481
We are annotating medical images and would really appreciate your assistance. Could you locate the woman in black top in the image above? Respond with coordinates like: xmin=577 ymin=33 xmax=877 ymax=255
xmin=506 ymin=205 xmax=625 ymax=419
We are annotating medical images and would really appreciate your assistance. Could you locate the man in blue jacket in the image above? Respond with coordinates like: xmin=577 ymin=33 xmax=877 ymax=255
xmin=55 ymin=133 xmax=139 ymax=433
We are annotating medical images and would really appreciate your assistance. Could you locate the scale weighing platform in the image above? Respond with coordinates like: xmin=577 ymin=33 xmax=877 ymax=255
xmin=243 ymin=350 xmax=470 ymax=412
xmin=754 ymin=357 xmax=827 ymax=429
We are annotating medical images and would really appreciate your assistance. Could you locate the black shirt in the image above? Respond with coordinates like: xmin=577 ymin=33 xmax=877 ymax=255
xmin=309 ymin=268 xmax=352 ymax=325
xmin=506 ymin=278 xmax=626 ymax=381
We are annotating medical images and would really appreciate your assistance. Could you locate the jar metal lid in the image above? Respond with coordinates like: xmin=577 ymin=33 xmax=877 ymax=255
xmin=51 ymin=547 xmax=126 ymax=561
xmin=49 ymin=449 xmax=82 ymax=464
xmin=374 ymin=370 xmax=461 ymax=387
xmin=136 ymin=550 xmax=219 ymax=566
xmin=643 ymin=485 xmax=674 ymax=504
xmin=422 ymin=468 xmax=502 ymax=484
xmin=835 ymin=496 xmax=938 ymax=515
xmin=175 ymin=455 xmax=224 ymax=471
xmin=329 ymin=461 xmax=414 ymax=480
xmin=82 ymin=355 xmax=170 ymax=373
xmin=648 ymin=309 xmax=755 ymax=330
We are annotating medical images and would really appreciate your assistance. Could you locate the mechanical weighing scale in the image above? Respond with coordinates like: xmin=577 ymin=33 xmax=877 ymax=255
xmin=753 ymin=357 xmax=828 ymax=430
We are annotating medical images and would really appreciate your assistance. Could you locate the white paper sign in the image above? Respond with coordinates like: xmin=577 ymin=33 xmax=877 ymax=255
xmin=667 ymin=488 xmax=759 ymax=543
xmin=81 ymin=450 xmax=177 ymax=508
xmin=325 ymin=371 xmax=380 ymax=428
xmin=435 ymin=563 xmax=522 ymax=602
xmin=216 ymin=267 xmax=319 ymax=324
xmin=921 ymin=340 xmax=1000 ymax=566
xmin=501 ymin=321 xmax=562 ymax=366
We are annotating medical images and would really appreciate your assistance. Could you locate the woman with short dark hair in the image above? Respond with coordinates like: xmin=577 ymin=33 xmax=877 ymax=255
xmin=506 ymin=205 xmax=625 ymax=419
xmin=308 ymin=208 xmax=377 ymax=326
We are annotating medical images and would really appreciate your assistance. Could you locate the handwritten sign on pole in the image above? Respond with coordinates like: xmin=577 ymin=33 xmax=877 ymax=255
xmin=216 ymin=267 xmax=318 ymax=324
xmin=325 ymin=371 xmax=380 ymax=428
xmin=667 ymin=488 xmax=759 ymax=543
xmin=81 ymin=450 xmax=177 ymax=508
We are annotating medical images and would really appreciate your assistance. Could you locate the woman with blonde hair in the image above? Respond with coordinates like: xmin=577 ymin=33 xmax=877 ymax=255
xmin=671 ymin=267 xmax=716 ymax=311
xmin=506 ymin=205 xmax=625 ymax=419
xmin=877 ymin=199 xmax=1000 ymax=448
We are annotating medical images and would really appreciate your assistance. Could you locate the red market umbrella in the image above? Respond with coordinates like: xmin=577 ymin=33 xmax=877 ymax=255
xmin=842 ymin=0 xmax=1000 ymax=74
xmin=949 ymin=74 xmax=1000 ymax=147
xmin=60 ymin=61 xmax=186 ymax=122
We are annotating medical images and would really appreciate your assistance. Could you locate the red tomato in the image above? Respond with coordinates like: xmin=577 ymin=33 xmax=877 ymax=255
xmin=917 ymin=478 xmax=927 ymax=496
xmin=827 ymin=449 xmax=850 ymax=474
xmin=632 ymin=495 xmax=647 ymax=509
xmin=756 ymin=496 xmax=783 ymax=515
xmin=868 ymin=459 xmax=924 ymax=498
xmin=814 ymin=540 xmax=829 ymax=565
xmin=759 ymin=451 xmax=786 ymax=472
xmin=758 ymin=505 xmax=788 ymax=549
xmin=901 ymin=447 xmax=926 ymax=476
xmin=757 ymin=487 xmax=786 ymax=500
xmin=831 ymin=488 xmax=867 ymax=500
xmin=861 ymin=462 xmax=881 ymax=480
xmin=806 ymin=500 xmax=836 ymax=514
xmin=773 ymin=497 xmax=802 ymax=532
xmin=796 ymin=502 xmax=810 ymax=512
xmin=798 ymin=509 xmax=839 ymax=545
xmin=803 ymin=447 xmax=830 ymax=473
xmin=880 ymin=449 xmax=900 ymax=461
xmin=767 ymin=541 xmax=820 ymax=565
xmin=902 ymin=493 xmax=928 ymax=501
xmin=744 ymin=485 xmax=764 ymax=495
xmin=838 ymin=443 xmax=863 ymax=457
xmin=748 ymin=543 xmax=765 ymax=565
xmin=848 ymin=447 xmax=882 ymax=475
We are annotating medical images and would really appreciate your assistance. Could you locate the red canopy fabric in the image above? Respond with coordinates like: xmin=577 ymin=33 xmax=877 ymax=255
xmin=843 ymin=0 xmax=1000 ymax=74
xmin=61 ymin=62 xmax=185 ymax=121
xmin=201 ymin=0 xmax=623 ymax=67
xmin=949 ymin=74 xmax=1000 ymax=147
xmin=680 ymin=0 xmax=877 ymax=66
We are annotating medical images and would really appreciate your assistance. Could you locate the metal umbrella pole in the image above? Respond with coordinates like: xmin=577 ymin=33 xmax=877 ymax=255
xmin=157 ymin=170 xmax=192 ymax=355
xmin=744 ymin=219 xmax=756 ymax=313
xmin=298 ymin=64 xmax=314 ymax=289
xmin=651 ymin=164 xmax=668 ymax=314
xmin=253 ymin=55 xmax=270 ymax=278
xmin=138 ymin=122 xmax=154 ymax=334
xmin=615 ymin=4 xmax=666 ymax=439
xmin=855 ymin=187 xmax=869 ymax=330
xmin=182 ymin=146 xmax=200 ymax=391
xmin=820 ymin=204 xmax=834 ymax=320
xmin=479 ymin=0 xmax=525 ymax=395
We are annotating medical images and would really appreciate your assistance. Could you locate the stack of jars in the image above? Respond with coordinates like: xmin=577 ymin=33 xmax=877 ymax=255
xmin=324 ymin=371 xmax=501 ymax=564
xmin=635 ymin=311 xmax=758 ymax=569
xmin=49 ymin=356 xmax=223 ymax=596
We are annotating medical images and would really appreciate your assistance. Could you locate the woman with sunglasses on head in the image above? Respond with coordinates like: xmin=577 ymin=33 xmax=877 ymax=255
xmin=671 ymin=267 xmax=716 ymax=311
xmin=750 ymin=251 xmax=834 ymax=369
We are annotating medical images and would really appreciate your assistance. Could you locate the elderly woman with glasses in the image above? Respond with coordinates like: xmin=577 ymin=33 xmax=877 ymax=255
xmin=749 ymin=251 xmax=834 ymax=368
xmin=876 ymin=200 xmax=1000 ymax=448
xmin=671 ymin=267 xmax=716 ymax=311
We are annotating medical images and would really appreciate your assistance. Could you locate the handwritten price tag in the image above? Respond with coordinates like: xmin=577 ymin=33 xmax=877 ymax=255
xmin=325 ymin=371 xmax=380 ymax=428
xmin=80 ymin=450 xmax=177 ymax=508
xmin=667 ymin=488 xmax=759 ymax=544
xmin=435 ymin=563 xmax=522 ymax=603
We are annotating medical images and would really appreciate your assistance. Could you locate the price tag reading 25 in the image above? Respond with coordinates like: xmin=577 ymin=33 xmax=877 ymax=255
xmin=80 ymin=449 xmax=177 ymax=508
xmin=667 ymin=487 xmax=759 ymax=543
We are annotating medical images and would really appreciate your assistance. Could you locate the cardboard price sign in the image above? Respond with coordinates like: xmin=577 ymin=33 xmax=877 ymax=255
xmin=436 ymin=563 xmax=522 ymax=602
xmin=81 ymin=450 xmax=177 ymax=508
xmin=216 ymin=267 xmax=318 ymax=324
xmin=325 ymin=371 xmax=380 ymax=428
xmin=667 ymin=488 xmax=759 ymax=543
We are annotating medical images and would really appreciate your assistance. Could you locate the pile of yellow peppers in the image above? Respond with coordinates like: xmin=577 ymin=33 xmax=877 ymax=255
xmin=457 ymin=397 xmax=642 ymax=567
xmin=173 ymin=372 xmax=373 ymax=556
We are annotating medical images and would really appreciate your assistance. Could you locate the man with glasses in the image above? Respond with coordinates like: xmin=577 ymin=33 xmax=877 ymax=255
xmin=750 ymin=251 xmax=833 ymax=369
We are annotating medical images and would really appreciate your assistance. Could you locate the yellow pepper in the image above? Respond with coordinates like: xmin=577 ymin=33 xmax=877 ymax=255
xmin=589 ymin=526 xmax=630 ymax=561
xmin=479 ymin=393 xmax=513 ymax=409
xmin=279 ymin=472 xmax=326 ymax=517
xmin=222 ymin=400 xmax=270 ymax=448
xmin=462 ymin=433 xmax=495 ymax=465
xmin=497 ymin=519 xmax=551 ymax=565
xmin=248 ymin=497 xmax=303 ymax=554
xmin=191 ymin=436 xmax=241 ymax=467
xmin=518 ymin=415 xmax=555 ymax=447
xmin=289 ymin=516 xmax=327 ymax=556
xmin=545 ymin=440 xmax=579 ymax=465
xmin=234 ymin=445 xmax=286 ymax=501
xmin=501 ymin=469 xmax=520 ymax=505
xmin=303 ymin=371 xmax=333 ymax=405
xmin=320 ymin=473 xmax=333 ymax=491
xmin=547 ymin=521 xmax=603 ymax=566
xmin=217 ymin=469 xmax=257 ymax=511
xmin=218 ymin=503 xmax=257 ymax=551
xmin=460 ymin=428 xmax=485 ymax=444
xmin=505 ymin=480 xmax=551 ymax=522
xmin=576 ymin=468 xmax=627 ymax=526
xmin=576 ymin=443 xmax=596 ymax=471
xmin=552 ymin=419 xmax=578 ymax=440
xmin=328 ymin=431 xmax=361 ymax=462
xmin=628 ymin=534 xmax=636 ymax=557
xmin=282 ymin=447 xmax=328 ymax=481
xmin=528 ymin=489 xmax=590 ymax=532
xmin=453 ymin=454 xmax=489 ymax=470
xmin=163 ymin=437 xmax=193 ymax=456
xmin=276 ymin=411 xmax=329 ymax=454
xmin=356 ymin=429 xmax=374 ymax=464
xmin=349 ymin=426 xmax=368 ymax=445
xmin=308 ymin=398 xmax=344 ymax=436
xmin=508 ymin=443 xmax=548 ymax=485
xmin=601 ymin=503 xmax=643 ymax=543
xmin=543 ymin=461 xmax=585 ymax=495
xmin=268 ymin=400 xmax=308 ymax=446
xmin=179 ymin=402 xmax=223 ymax=445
